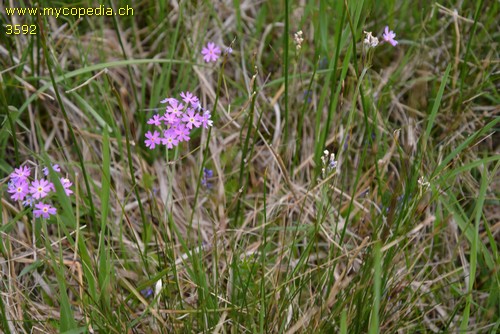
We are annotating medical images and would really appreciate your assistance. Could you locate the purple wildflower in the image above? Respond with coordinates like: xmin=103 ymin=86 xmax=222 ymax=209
xmin=180 ymin=91 xmax=199 ymax=106
xmin=162 ymin=112 xmax=178 ymax=125
xmin=175 ymin=124 xmax=191 ymax=142
xmin=10 ymin=165 xmax=30 ymax=183
xmin=33 ymin=202 xmax=57 ymax=219
xmin=43 ymin=164 xmax=61 ymax=176
xmin=166 ymin=100 xmax=184 ymax=117
xmin=200 ymin=111 xmax=213 ymax=129
xmin=182 ymin=108 xmax=202 ymax=129
xmin=160 ymin=97 xmax=178 ymax=105
xmin=147 ymin=114 xmax=163 ymax=126
xmin=201 ymin=42 xmax=221 ymax=63
xmin=162 ymin=130 xmax=179 ymax=149
xmin=29 ymin=179 xmax=52 ymax=200
xmin=141 ymin=287 xmax=154 ymax=298
xmin=8 ymin=179 xmax=30 ymax=201
xmin=145 ymin=130 xmax=161 ymax=149
xmin=169 ymin=120 xmax=181 ymax=132
xmin=201 ymin=168 xmax=214 ymax=188
xmin=61 ymin=177 xmax=73 ymax=196
xmin=382 ymin=26 xmax=398 ymax=46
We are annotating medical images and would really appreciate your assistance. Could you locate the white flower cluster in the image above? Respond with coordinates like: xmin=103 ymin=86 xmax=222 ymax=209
xmin=294 ymin=30 xmax=304 ymax=50
xmin=363 ymin=31 xmax=379 ymax=48
xmin=321 ymin=150 xmax=338 ymax=179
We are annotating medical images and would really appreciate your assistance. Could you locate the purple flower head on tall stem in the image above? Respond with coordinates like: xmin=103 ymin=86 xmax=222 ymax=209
xmin=201 ymin=42 xmax=221 ymax=63
xmin=147 ymin=114 xmax=163 ymax=126
xmin=33 ymin=202 xmax=57 ymax=219
xmin=182 ymin=108 xmax=202 ymax=129
xmin=382 ymin=26 xmax=398 ymax=46
xmin=180 ymin=91 xmax=199 ymax=107
xmin=145 ymin=130 xmax=161 ymax=149
xmin=10 ymin=165 xmax=31 ymax=183
xmin=61 ymin=177 xmax=73 ymax=196
xmin=166 ymin=100 xmax=184 ymax=117
xmin=29 ymin=179 xmax=53 ymax=200
xmin=162 ymin=130 xmax=179 ymax=149
xmin=8 ymin=179 xmax=29 ymax=201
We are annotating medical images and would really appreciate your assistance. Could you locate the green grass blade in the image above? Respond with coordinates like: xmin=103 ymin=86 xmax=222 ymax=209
xmin=460 ymin=162 xmax=489 ymax=331
xmin=369 ymin=241 xmax=381 ymax=334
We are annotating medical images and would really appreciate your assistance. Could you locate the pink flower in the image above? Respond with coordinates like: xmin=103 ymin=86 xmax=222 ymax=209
xmin=200 ymin=111 xmax=213 ymax=129
xmin=180 ymin=91 xmax=199 ymax=106
xmin=43 ymin=164 xmax=61 ymax=176
xmin=382 ymin=26 xmax=398 ymax=46
xmin=8 ymin=179 xmax=29 ymax=201
xmin=166 ymin=100 xmax=184 ymax=117
xmin=169 ymin=119 xmax=181 ymax=131
xmin=29 ymin=179 xmax=52 ymax=200
xmin=175 ymin=124 xmax=191 ymax=142
xmin=162 ymin=130 xmax=179 ymax=149
xmin=160 ymin=97 xmax=178 ymax=105
xmin=182 ymin=108 xmax=202 ymax=129
xmin=201 ymin=42 xmax=221 ymax=63
xmin=162 ymin=112 xmax=178 ymax=125
xmin=10 ymin=165 xmax=30 ymax=183
xmin=147 ymin=114 xmax=163 ymax=126
xmin=33 ymin=202 xmax=57 ymax=219
xmin=145 ymin=130 xmax=161 ymax=149
xmin=61 ymin=177 xmax=73 ymax=196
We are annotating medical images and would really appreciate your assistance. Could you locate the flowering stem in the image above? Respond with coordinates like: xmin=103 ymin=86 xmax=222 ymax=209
xmin=187 ymin=51 xmax=225 ymax=236
xmin=316 ymin=0 xmax=345 ymax=174
xmin=37 ymin=16 xmax=97 ymax=231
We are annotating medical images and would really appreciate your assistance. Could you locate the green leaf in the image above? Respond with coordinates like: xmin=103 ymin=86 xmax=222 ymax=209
xmin=19 ymin=260 xmax=43 ymax=278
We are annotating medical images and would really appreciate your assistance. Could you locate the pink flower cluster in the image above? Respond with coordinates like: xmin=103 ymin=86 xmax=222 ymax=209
xmin=144 ymin=91 xmax=213 ymax=150
xmin=7 ymin=164 xmax=73 ymax=219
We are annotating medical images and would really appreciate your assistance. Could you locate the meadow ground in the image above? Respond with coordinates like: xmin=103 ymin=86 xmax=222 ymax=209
xmin=0 ymin=0 xmax=499 ymax=333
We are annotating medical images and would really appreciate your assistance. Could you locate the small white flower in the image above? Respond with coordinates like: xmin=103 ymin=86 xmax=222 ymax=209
xmin=320 ymin=149 xmax=338 ymax=179
xmin=363 ymin=31 xmax=379 ymax=48
xmin=294 ymin=30 xmax=304 ymax=50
